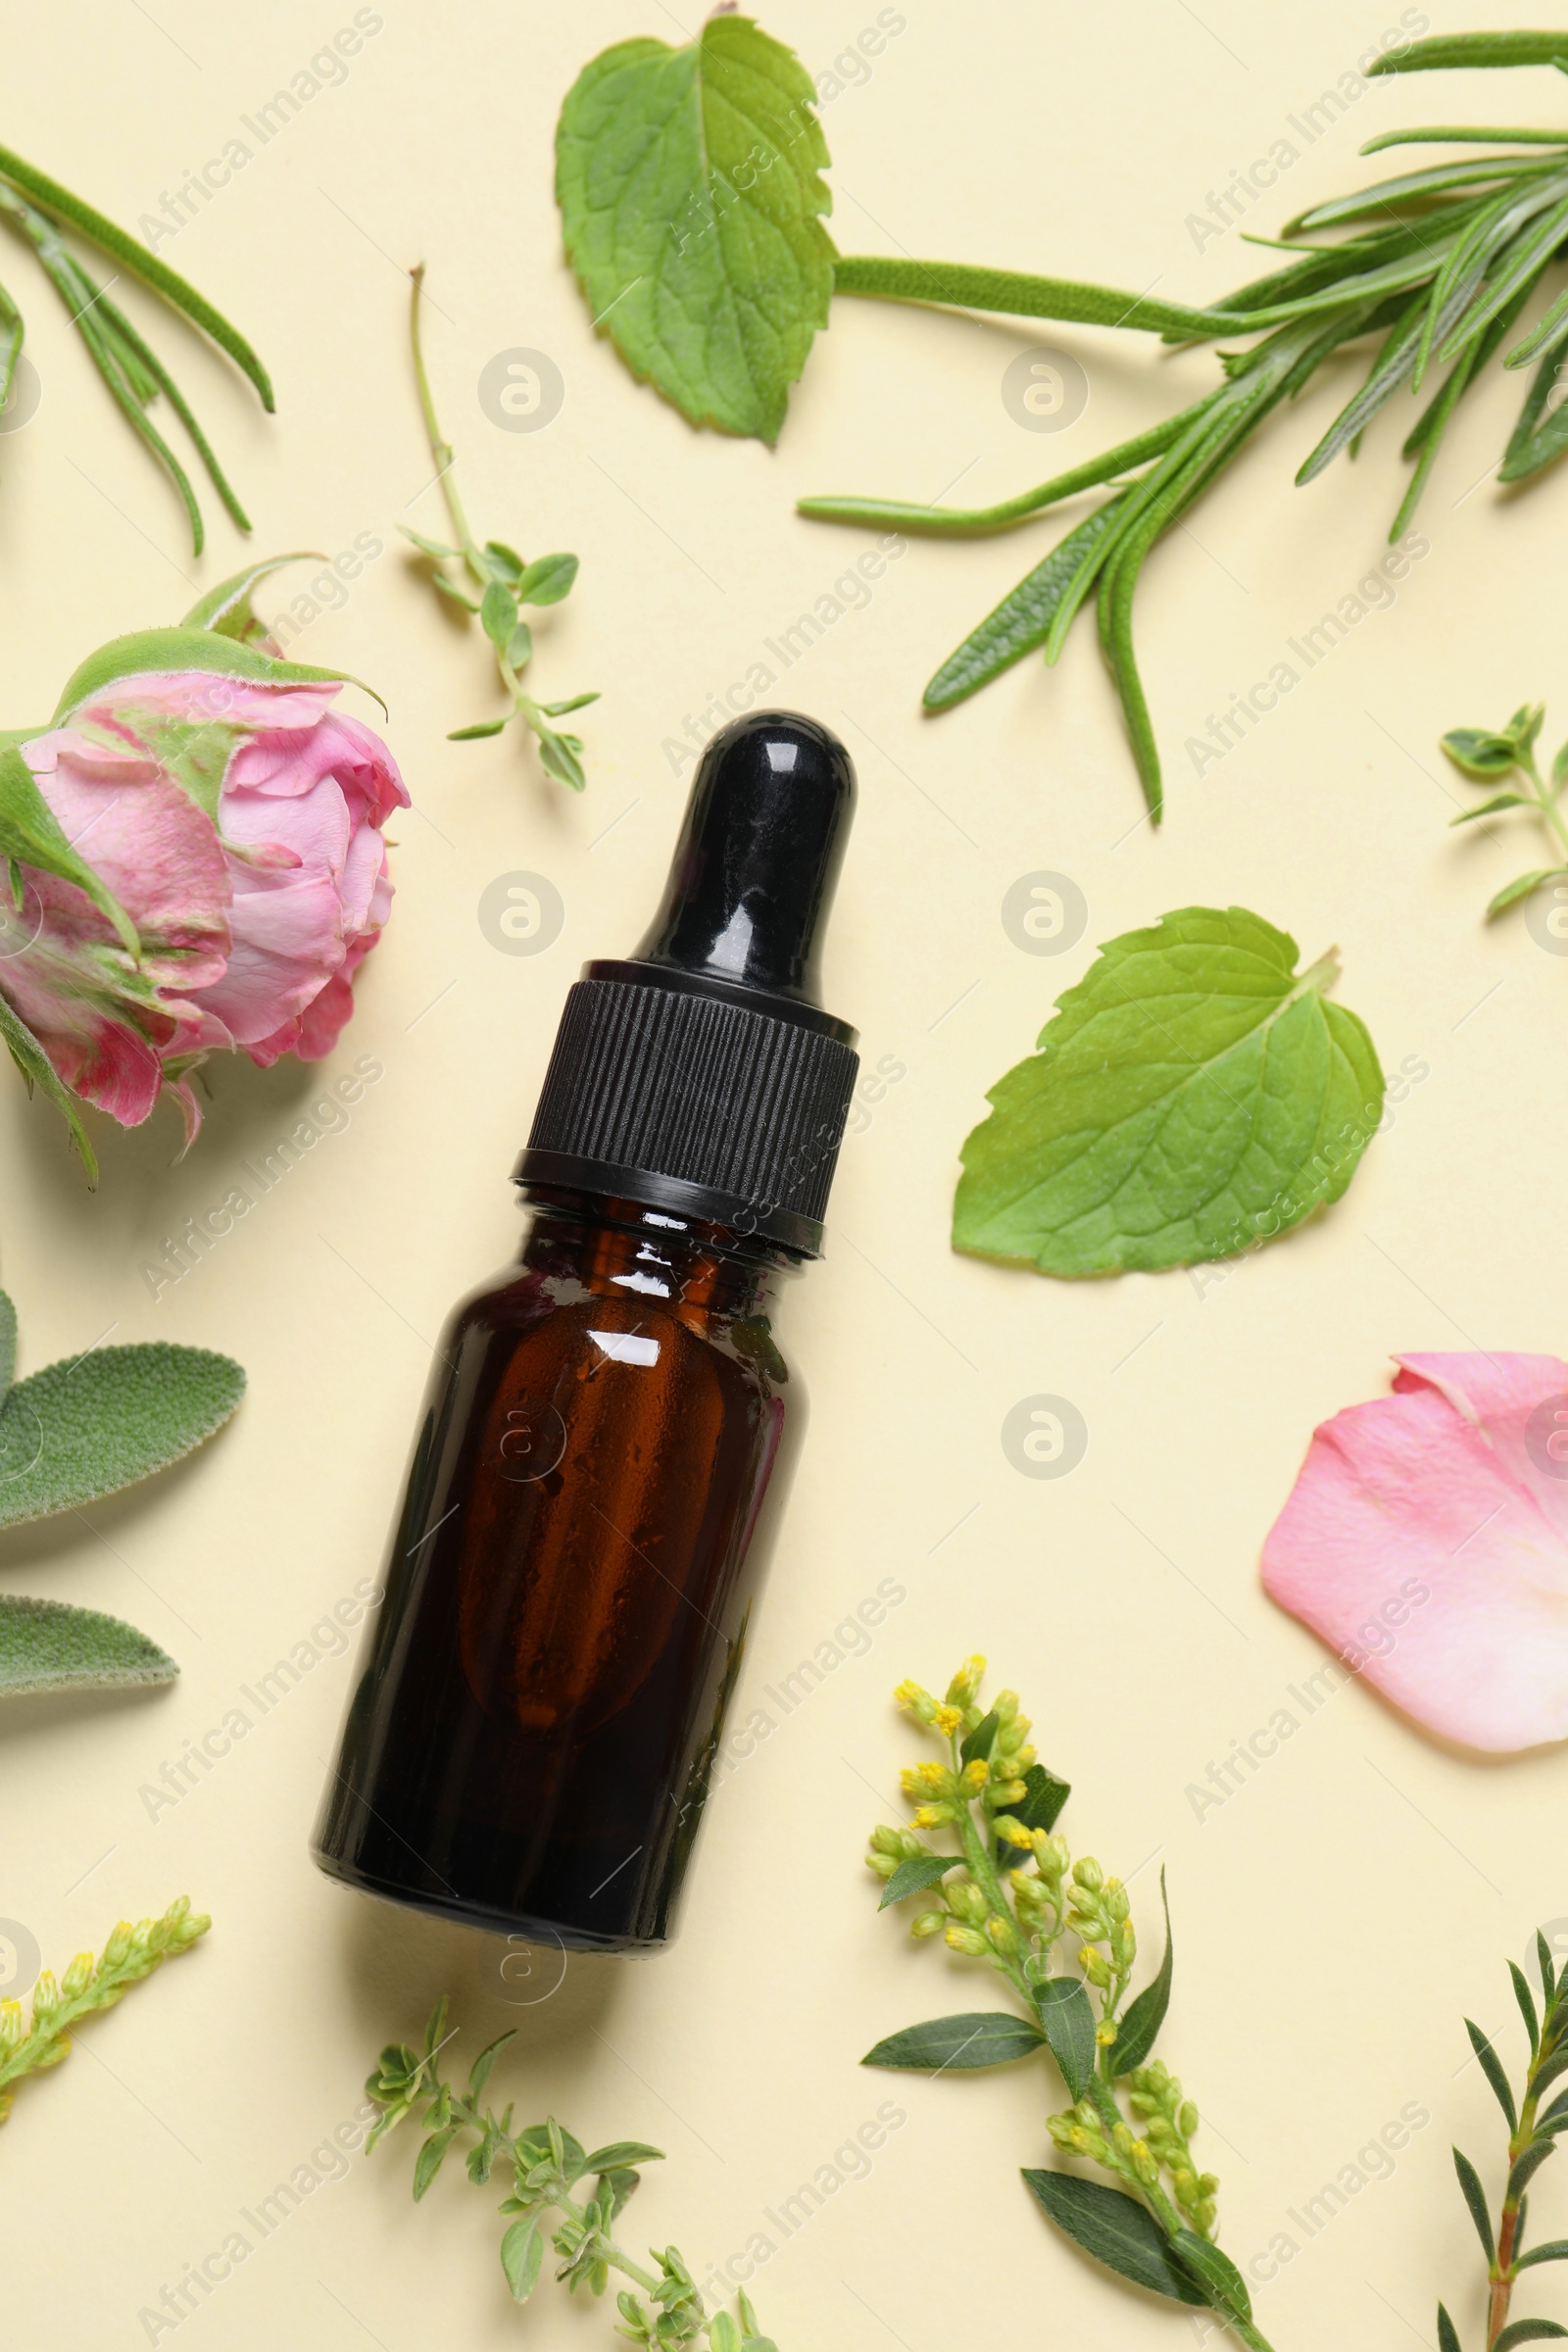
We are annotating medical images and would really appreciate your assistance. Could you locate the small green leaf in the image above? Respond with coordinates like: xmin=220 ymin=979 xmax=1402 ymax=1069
xmin=448 ymin=719 xmax=508 ymax=741
xmin=1438 ymin=2301 xmax=1463 ymax=2352
xmin=1011 ymin=1761 xmax=1072 ymax=1835
xmin=467 ymin=2031 xmax=514 ymax=2102
xmin=431 ymin=572 xmax=480 ymax=612
xmin=515 ymin=552 xmax=578 ymax=607
xmin=1442 ymin=727 xmax=1519 ymax=779
xmin=534 ymin=724 xmax=587 ymax=792
xmin=0 ymin=1593 xmax=176 ymax=1697
xmin=556 ymin=15 xmax=835 ymax=442
xmin=1454 ymin=2145 xmax=1495 ymax=2260
xmin=1173 ymin=2227 xmax=1253 ymax=2324
xmin=1513 ymin=1962 xmax=1542 ymax=2052
xmin=505 ymin=620 xmax=534 ymax=671
xmin=1489 ymin=868 xmax=1563 ymax=915
xmin=413 ymin=2126 xmax=456 ymax=2201
xmin=1495 ymin=2323 xmax=1568 ymax=2349
xmin=538 ymin=691 xmax=602 ymax=716
xmin=1450 ymin=792 xmax=1529 ymax=822
xmin=1021 ymin=2171 xmax=1205 ymax=2304
xmin=861 ymin=2012 xmax=1046 ymax=2071
xmin=0 ymin=1341 xmax=244 ymax=1528
xmin=480 ymin=578 xmax=517 ymax=650
xmin=482 ymin=538 xmax=524 ymax=579
xmin=581 ymin=2140 xmax=663 ymax=2172
xmin=1541 ymin=1931 xmax=1559 ymax=2001
xmin=1111 ymin=1869 xmax=1174 ymax=2075
xmin=1509 ymin=2136 xmax=1559 ymax=2202
xmin=955 ymin=906 xmax=1384 ymax=1278
xmin=1467 ymin=2018 xmax=1518 ymax=2129
xmin=922 ymin=497 xmax=1127 ymax=712
xmin=959 ymin=1708 xmax=1000 ymax=1768
xmin=1368 ymin=30 xmax=1568 ymax=72
xmin=501 ymin=2216 xmax=544 ymax=2302
xmin=181 ymin=554 xmax=322 ymax=646
xmin=400 ymin=525 xmax=459 ymax=560
xmin=878 ymin=1854 xmax=956 ymax=1910
xmin=1515 ymin=2239 xmax=1568 ymax=2271
xmin=1032 ymin=1977 xmax=1097 ymax=2100
xmin=1509 ymin=702 xmax=1547 ymax=752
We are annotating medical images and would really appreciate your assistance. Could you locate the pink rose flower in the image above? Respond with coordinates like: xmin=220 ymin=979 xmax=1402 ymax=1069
xmin=1262 ymin=1352 xmax=1568 ymax=1752
xmin=0 ymin=667 xmax=407 ymax=1144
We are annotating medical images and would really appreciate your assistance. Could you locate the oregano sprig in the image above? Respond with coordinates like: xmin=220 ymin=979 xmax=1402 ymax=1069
xmin=863 ymin=1657 xmax=1275 ymax=2352
xmin=1439 ymin=1931 xmax=1568 ymax=2351
xmin=1442 ymin=700 xmax=1568 ymax=918
xmin=366 ymin=2000 xmax=778 ymax=2347
xmin=403 ymin=264 xmax=598 ymax=789
xmin=0 ymin=1898 xmax=209 ymax=2123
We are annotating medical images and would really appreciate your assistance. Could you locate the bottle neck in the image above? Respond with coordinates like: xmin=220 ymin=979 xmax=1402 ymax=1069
xmin=515 ymin=1186 xmax=796 ymax=1321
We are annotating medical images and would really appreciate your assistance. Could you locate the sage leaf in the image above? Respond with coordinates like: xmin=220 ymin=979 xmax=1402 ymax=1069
xmin=0 ymin=1336 xmax=244 ymax=1528
xmin=954 ymin=906 xmax=1384 ymax=1277
xmin=0 ymin=1290 xmax=15 ymax=1410
xmin=1453 ymin=2145 xmax=1495 ymax=2259
xmin=878 ymin=1854 xmax=956 ymax=1910
xmin=1173 ymin=2228 xmax=1252 ymax=2323
xmin=1110 ymin=1869 xmax=1173 ymax=2076
xmin=861 ymin=2012 xmax=1045 ymax=2071
xmin=1032 ymin=1977 xmax=1096 ymax=2100
xmin=0 ymin=1593 xmax=175 ymax=1696
xmin=1021 ymin=2170 xmax=1205 ymax=2304
xmin=501 ymin=2216 xmax=544 ymax=2302
xmin=556 ymin=15 xmax=835 ymax=442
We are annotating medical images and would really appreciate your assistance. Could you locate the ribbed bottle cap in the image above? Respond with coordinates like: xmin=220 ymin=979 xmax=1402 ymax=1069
xmin=515 ymin=711 xmax=859 ymax=1255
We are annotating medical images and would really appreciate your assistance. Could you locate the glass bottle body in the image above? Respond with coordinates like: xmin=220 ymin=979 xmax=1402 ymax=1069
xmin=312 ymin=1190 xmax=800 ymax=1952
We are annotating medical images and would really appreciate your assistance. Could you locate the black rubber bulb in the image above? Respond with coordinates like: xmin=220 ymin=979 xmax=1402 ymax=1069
xmin=632 ymin=710 xmax=856 ymax=1006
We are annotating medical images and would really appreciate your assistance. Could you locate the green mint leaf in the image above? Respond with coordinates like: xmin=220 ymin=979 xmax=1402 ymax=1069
xmin=1011 ymin=1761 xmax=1071 ymax=1836
xmin=514 ymin=552 xmax=578 ymax=607
xmin=180 ymin=555 xmax=322 ymax=647
xmin=556 ymin=14 xmax=835 ymax=443
xmin=448 ymin=719 xmax=509 ymax=741
xmin=0 ymin=1593 xmax=176 ymax=1697
xmin=861 ymin=2013 xmax=1046 ymax=2071
xmin=1453 ymin=2145 xmax=1495 ymax=2261
xmin=480 ymin=578 xmax=517 ymax=649
xmin=1442 ymin=727 xmax=1521 ymax=778
xmin=1110 ymin=1868 xmax=1173 ymax=2076
xmin=1489 ymin=868 xmax=1564 ymax=915
xmin=1450 ymin=792 xmax=1529 ymax=822
xmin=954 ymin=906 xmax=1384 ymax=1277
xmin=1032 ymin=1978 xmax=1097 ymax=2100
xmin=501 ymin=2216 xmax=544 ymax=2302
xmin=0 ymin=1341 xmax=244 ymax=1528
xmin=1541 ymin=1930 xmax=1559 ymax=2003
xmin=1021 ymin=2171 xmax=1205 ymax=2304
xmin=1172 ymin=2229 xmax=1253 ymax=2325
xmin=878 ymin=1854 xmax=956 ymax=1911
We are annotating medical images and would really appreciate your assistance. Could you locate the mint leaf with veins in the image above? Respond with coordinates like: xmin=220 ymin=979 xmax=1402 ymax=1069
xmin=954 ymin=906 xmax=1385 ymax=1277
xmin=556 ymin=12 xmax=835 ymax=442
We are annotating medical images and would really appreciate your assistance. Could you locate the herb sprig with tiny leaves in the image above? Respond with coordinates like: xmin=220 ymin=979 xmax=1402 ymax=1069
xmin=1443 ymin=700 xmax=1568 ymax=920
xmin=1439 ymin=1931 xmax=1568 ymax=2351
xmin=863 ymin=1658 xmax=1274 ymax=2352
xmin=0 ymin=1898 xmax=209 ymax=2123
xmin=366 ymin=2000 xmax=778 ymax=2347
xmin=403 ymin=264 xmax=599 ymax=789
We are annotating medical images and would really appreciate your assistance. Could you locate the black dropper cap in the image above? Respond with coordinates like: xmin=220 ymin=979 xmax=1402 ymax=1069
xmin=515 ymin=712 xmax=859 ymax=1255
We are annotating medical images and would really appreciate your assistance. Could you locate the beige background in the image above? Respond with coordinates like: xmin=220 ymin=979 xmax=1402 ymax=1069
xmin=2 ymin=2 xmax=1566 ymax=2344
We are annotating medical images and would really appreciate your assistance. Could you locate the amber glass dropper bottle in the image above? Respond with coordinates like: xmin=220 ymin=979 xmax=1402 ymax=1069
xmin=312 ymin=711 xmax=859 ymax=1951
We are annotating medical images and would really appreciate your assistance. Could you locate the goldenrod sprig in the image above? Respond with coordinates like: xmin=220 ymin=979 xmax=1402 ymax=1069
xmin=0 ymin=1897 xmax=209 ymax=2123
xmin=864 ymin=1658 xmax=1270 ymax=2351
xmin=367 ymin=1999 xmax=777 ymax=2347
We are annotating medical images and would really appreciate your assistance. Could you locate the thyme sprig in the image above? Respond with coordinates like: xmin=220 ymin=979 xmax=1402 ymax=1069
xmin=1443 ymin=699 xmax=1568 ymax=919
xmin=864 ymin=1658 xmax=1273 ymax=2351
xmin=403 ymin=264 xmax=598 ymax=789
xmin=802 ymin=31 xmax=1568 ymax=823
xmin=1439 ymin=1932 xmax=1568 ymax=2350
xmin=367 ymin=2000 xmax=777 ymax=2347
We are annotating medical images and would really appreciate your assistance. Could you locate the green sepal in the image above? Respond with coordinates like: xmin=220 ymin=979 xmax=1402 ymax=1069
xmin=0 ymin=989 xmax=97 ymax=1179
xmin=181 ymin=554 xmax=323 ymax=646
xmin=52 ymin=627 xmax=384 ymax=723
xmin=0 ymin=744 xmax=140 ymax=959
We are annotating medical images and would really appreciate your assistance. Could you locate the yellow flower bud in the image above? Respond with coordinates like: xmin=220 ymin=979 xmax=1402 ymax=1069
xmin=961 ymin=1758 xmax=990 ymax=1792
xmin=1095 ymin=2023 xmax=1117 ymax=2046
xmin=910 ymin=1912 xmax=946 ymax=1939
xmin=946 ymin=1655 xmax=986 ymax=1707
xmin=944 ymin=1922 xmax=989 ymax=1958
xmin=994 ymin=1816 xmax=1034 ymax=1847
xmin=985 ymin=1914 xmax=1018 ymax=1955
xmin=895 ymin=1679 xmax=937 ymax=1724
xmin=1072 ymin=1856 xmax=1103 ymax=1894
xmin=869 ymin=1824 xmax=905 ymax=1856
xmin=911 ymin=1804 xmax=954 ymax=1830
xmin=865 ymin=1851 xmax=900 ymax=1879
xmin=1080 ymin=1945 xmax=1111 ymax=1988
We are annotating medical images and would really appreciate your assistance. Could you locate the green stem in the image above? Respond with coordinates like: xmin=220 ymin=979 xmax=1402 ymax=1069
xmin=409 ymin=262 xmax=482 ymax=579
xmin=1518 ymin=745 xmax=1568 ymax=865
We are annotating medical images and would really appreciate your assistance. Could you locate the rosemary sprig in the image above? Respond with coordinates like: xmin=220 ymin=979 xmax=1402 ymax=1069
xmin=0 ymin=139 xmax=270 ymax=551
xmin=1438 ymin=1931 xmax=1568 ymax=2351
xmin=1442 ymin=699 xmax=1568 ymax=917
xmin=863 ymin=1658 xmax=1273 ymax=2351
xmin=0 ymin=1898 xmax=210 ymax=2123
xmin=403 ymin=264 xmax=598 ymax=789
xmin=801 ymin=31 xmax=1568 ymax=823
xmin=367 ymin=2000 xmax=777 ymax=2347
